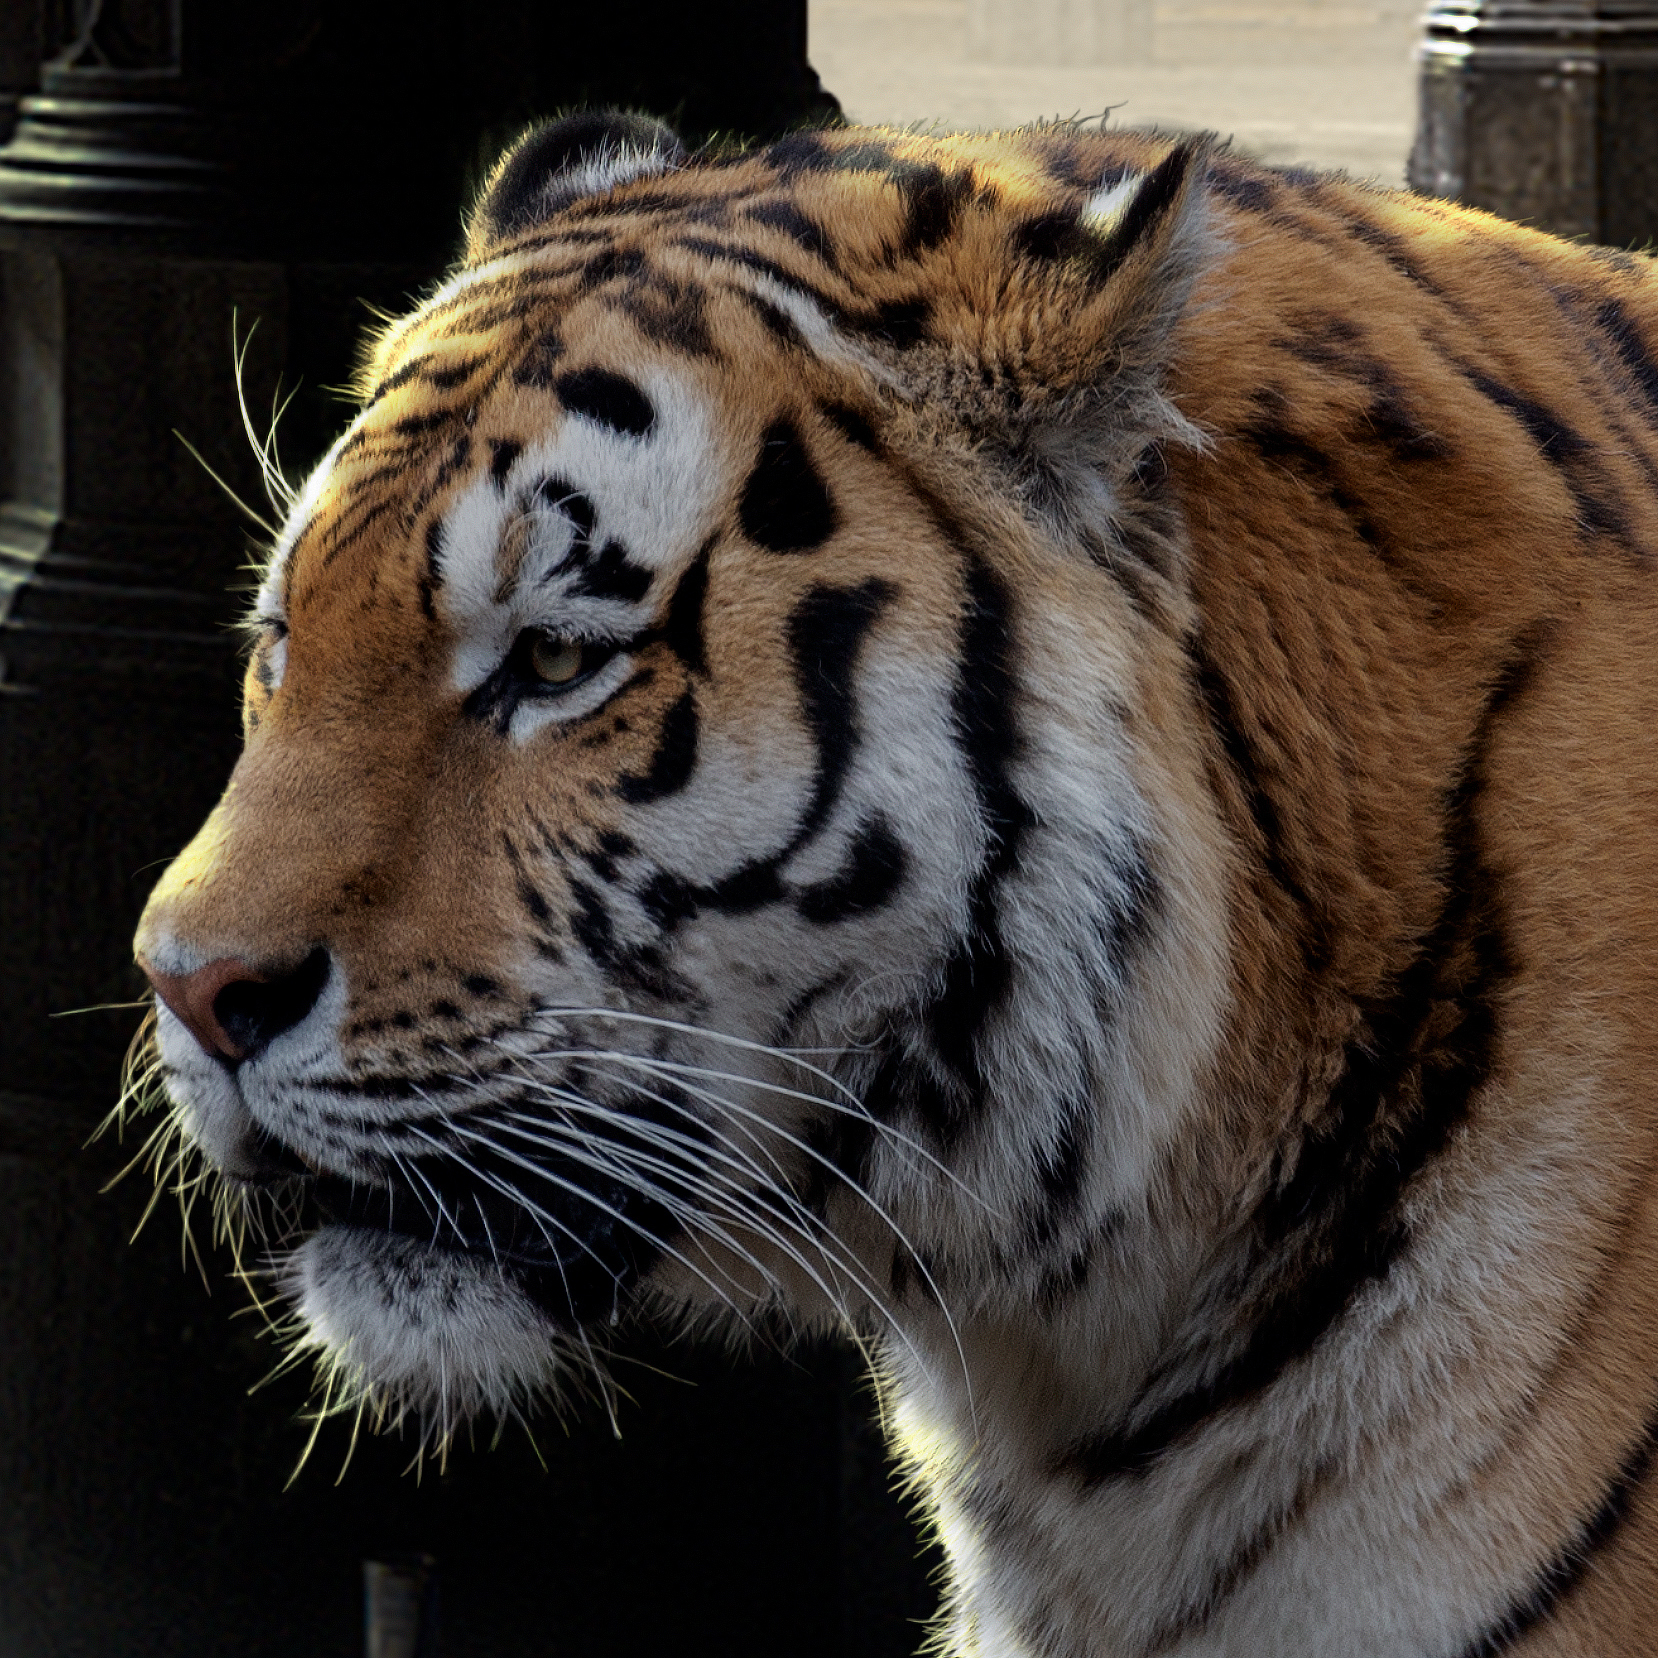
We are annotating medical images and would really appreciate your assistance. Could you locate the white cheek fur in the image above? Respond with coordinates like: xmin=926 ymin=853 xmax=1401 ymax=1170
xmin=263 ymin=631 xmax=288 ymax=690
xmin=285 ymin=1227 xmax=563 ymax=1431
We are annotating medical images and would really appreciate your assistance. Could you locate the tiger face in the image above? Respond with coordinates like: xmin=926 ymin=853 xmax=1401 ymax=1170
xmin=134 ymin=114 xmax=1230 ymax=1430
xmin=133 ymin=110 xmax=1658 ymax=1657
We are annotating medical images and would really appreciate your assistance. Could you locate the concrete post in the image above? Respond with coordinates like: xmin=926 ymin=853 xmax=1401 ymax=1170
xmin=1411 ymin=0 xmax=1658 ymax=246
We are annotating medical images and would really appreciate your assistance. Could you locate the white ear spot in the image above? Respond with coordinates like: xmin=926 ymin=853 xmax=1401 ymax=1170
xmin=547 ymin=141 xmax=679 ymax=210
xmin=1081 ymin=170 xmax=1144 ymax=232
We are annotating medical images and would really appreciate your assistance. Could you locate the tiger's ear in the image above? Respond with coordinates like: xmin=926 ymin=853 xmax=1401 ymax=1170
xmin=466 ymin=110 xmax=686 ymax=261
xmin=901 ymin=138 xmax=1214 ymax=539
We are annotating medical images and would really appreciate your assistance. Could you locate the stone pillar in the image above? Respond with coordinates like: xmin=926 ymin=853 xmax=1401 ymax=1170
xmin=1411 ymin=0 xmax=1658 ymax=246
xmin=0 ymin=8 xmax=933 ymax=1657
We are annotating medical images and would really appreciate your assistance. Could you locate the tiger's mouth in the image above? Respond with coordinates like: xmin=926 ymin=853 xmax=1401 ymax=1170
xmin=238 ymin=1125 xmax=676 ymax=1331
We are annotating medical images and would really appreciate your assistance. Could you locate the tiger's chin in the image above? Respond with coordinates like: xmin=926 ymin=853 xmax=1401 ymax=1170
xmin=284 ymin=1225 xmax=567 ymax=1433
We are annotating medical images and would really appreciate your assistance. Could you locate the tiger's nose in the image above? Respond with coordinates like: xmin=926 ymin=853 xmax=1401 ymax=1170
xmin=139 ymin=948 xmax=331 ymax=1064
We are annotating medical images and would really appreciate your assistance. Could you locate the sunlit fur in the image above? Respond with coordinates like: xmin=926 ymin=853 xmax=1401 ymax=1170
xmin=128 ymin=116 xmax=1658 ymax=1654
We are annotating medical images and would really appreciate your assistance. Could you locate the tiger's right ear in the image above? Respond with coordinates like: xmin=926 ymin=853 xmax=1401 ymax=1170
xmin=465 ymin=111 xmax=686 ymax=261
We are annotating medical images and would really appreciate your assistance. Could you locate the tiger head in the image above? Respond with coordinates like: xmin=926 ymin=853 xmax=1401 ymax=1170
xmin=132 ymin=113 xmax=1233 ymax=1434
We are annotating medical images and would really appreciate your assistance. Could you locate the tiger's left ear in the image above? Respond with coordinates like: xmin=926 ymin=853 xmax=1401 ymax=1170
xmin=900 ymin=138 xmax=1214 ymax=536
xmin=466 ymin=110 xmax=686 ymax=262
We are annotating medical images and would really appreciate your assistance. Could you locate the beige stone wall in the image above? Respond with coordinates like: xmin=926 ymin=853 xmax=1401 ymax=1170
xmin=810 ymin=0 xmax=1420 ymax=184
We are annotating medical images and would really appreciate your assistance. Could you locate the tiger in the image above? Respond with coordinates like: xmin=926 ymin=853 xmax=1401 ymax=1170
xmin=128 ymin=106 xmax=1658 ymax=1656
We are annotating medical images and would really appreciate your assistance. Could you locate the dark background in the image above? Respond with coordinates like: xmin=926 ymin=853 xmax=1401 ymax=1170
xmin=0 ymin=3 xmax=940 ymax=1653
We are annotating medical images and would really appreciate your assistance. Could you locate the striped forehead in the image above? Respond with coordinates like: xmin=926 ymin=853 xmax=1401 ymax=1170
xmin=432 ymin=362 xmax=724 ymax=692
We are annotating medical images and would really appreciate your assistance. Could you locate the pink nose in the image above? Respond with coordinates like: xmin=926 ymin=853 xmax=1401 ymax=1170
xmin=139 ymin=956 xmax=273 ymax=1061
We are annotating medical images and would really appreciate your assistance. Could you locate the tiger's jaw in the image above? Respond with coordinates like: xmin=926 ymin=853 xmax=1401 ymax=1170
xmin=142 ymin=973 xmax=815 ymax=1431
xmin=140 ymin=965 xmax=677 ymax=1425
xmin=284 ymin=1229 xmax=567 ymax=1431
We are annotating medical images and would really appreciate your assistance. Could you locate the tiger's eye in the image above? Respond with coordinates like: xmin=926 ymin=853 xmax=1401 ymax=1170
xmin=529 ymin=635 xmax=585 ymax=684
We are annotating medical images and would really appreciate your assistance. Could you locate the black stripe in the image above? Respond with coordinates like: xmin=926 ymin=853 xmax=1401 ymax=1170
xmin=1013 ymin=207 xmax=1087 ymax=265
xmin=317 ymin=495 xmax=393 ymax=567
xmin=702 ymin=860 xmax=785 ymax=914
xmin=635 ymin=868 xmax=697 ymax=931
xmin=1338 ymin=212 xmax=1447 ymax=298
xmin=427 ymin=359 xmax=480 ymax=390
xmin=513 ymin=330 xmax=566 ymax=388
xmin=430 ymin=290 xmax=549 ymax=334
xmin=501 ymin=834 xmax=555 ymax=928
xmin=1459 ymin=366 xmax=1627 ymax=540
xmin=1059 ymin=630 xmax=1547 ymax=1487
xmin=1595 ymin=294 xmax=1658 ymax=424
xmin=800 ymin=1098 xmax=876 ymax=1220
xmin=391 ymin=408 xmax=457 ymax=438
xmin=419 ymin=518 xmax=444 ymax=622
xmin=555 ymin=367 xmax=655 ymax=438
xmin=898 ymin=164 xmax=975 ymax=254
xmin=558 ymin=188 xmax=703 ymax=221
xmin=820 ymin=402 xmax=879 ymax=452
xmin=400 ymin=432 xmax=473 ymax=532
xmin=567 ymin=876 xmax=618 ymax=965
xmin=580 ymin=246 xmax=647 ymax=292
xmin=732 ymin=286 xmax=808 ymax=350
xmin=536 ymin=477 xmax=595 ymax=544
xmin=624 ymin=578 xmax=894 ymax=932
xmin=1029 ymin=1101 xmax=1090 ymax=1229
xmin=919 ymin=554 xmax=1034 ymax=1140
xmin=570 ymin=539 xmax=653 ymax=605
xmin=651 ymin=540 xmax=711 ymax=675
xmin=1457 ymin=1401 xmax=1658 ymax=1658
xmin=621 ymin=277 xmax=717 ymax=358
xmin=1142 ymin=1471 xmax=1329 ymax=1653
xmin=370 ymin=353 xmax=488 ymax=403
xmin=740 ymin=418 xmax=837 ymax=552
xmin=482 ymin=226 xmax=624 ymax=260
xmin=842 ymin=296 xmax=931 ymax=350
xmin=744 ymin=198 xmax=838 ymax=265
xmin=489 ymin=439 xmax=523 ymax=486
xmin=797 ymin=816 xmax=907 ymax=923
xmin=773 ymin=968 xmax=849 ymax=1048
xmin=1239 ymin=400 xmax=1452 ymax=613
xmin=672 ymin=235 xmax=843 ymax=318
xmin=676 ymin=231 xmax=932 ymax=350
xmin=1039 ymin=139 xmax=1100 ymax=191
xmin=516 ymin=874 xmax=551 ymax=924
xmin=1204 ymin=158 xmax=1277 ymax=215
xmin=766 ymin=130 xmax=835 ymax=176
xmin=811 ymin=138 xmax=897 ymax=175
xmin=370 ymin=354 xmax=435 ymax=400
xmin=618 ymin=688 xmax=698 ymax=804
xmin=1189 ymin=637 xmax=1332 ymax=976
xmin=1540 ymin=288 xmax=1658 ymax=505
xmin=1281 ymin=323 xmax=1455 ymax=463
xmin=1093 ymin=840 xmax=1162 ymax=982
xmin=785 ymin=579 xmax=897 ymax=842
xmin=435 ymin=431 xmax=472 ymax=487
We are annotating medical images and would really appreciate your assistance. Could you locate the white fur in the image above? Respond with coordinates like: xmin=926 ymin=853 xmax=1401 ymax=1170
xmin=288 ymin=1228 xmax=563 ymax=1429
xmin=539 ymin=142 xmax=678 ymax=212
